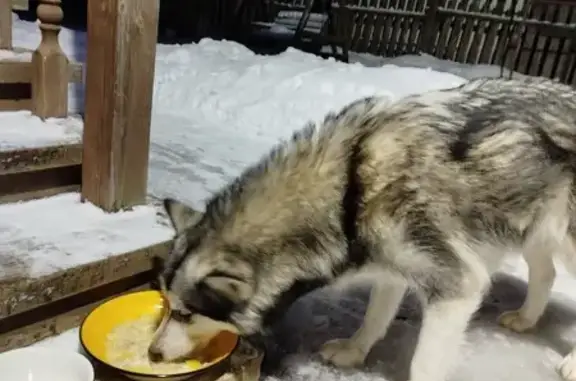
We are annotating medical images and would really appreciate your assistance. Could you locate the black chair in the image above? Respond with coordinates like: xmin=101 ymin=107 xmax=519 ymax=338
xmin=248 ymin=0 xmax=350 ymax=62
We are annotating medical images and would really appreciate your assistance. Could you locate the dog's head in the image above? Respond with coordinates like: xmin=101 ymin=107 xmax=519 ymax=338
xmin=148 ymin=198 xmax=257 ymax=362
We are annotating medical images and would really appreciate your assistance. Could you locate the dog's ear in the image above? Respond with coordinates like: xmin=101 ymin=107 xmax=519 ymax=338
xmin=163 ymin=198 xmax=203 ymax=234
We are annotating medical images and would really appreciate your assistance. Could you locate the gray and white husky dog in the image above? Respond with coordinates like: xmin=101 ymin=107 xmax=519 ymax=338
xmin=150 ymin=77 xmax=576 ymax=381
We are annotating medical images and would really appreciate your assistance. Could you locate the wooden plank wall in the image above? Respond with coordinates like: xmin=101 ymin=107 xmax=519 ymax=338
xmin=330 ymin=0 xmax=576 ymax=85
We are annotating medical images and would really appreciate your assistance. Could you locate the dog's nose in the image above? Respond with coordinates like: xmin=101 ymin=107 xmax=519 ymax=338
xmin=148 ymin=348 xmax=163 ymax=363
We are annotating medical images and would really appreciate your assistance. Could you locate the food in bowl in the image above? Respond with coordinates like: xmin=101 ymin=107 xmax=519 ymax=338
xmin=81 ymin=290 xmax=239 ymax=380
xmin=106 ymin=314 xmax=203 ymax=374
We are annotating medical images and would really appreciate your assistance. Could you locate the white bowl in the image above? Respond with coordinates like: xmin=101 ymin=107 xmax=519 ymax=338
xmin=0 ymin=347 xmax=94 ymax=381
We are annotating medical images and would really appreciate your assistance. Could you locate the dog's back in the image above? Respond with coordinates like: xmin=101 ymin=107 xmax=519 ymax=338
xmin=356 ymin=77 xmax=576 ymax=274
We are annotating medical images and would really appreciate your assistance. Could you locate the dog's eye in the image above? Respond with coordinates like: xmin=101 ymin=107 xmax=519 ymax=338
xmin=191 ymin=280 xmax=236 ymax=321
xmin=171 ymin=309 xmax=192 ymax=322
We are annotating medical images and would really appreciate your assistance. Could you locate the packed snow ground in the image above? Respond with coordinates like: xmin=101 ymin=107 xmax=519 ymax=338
xmin=4 ymin=11 xmax=576 ymax=381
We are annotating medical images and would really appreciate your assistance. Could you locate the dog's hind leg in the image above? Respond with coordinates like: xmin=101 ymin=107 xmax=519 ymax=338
xmin=498 ymin=245 xmax=557 ymax=332
xmin=319 ymin=277 xmax=407 ymax=368
xmin=497 ymin=190 xmax=568 ymax=332
xmin=494 ymin=185 xmax=576 ymax=380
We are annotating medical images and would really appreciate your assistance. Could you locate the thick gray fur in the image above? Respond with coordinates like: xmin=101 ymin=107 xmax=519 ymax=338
xmin=151 ymin=77 xmax=576 ymax=381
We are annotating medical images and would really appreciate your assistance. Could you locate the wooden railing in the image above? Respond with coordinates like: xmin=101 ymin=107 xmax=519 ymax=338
xmin=0 ymin=0 xmax=158 ymax=213
xmin=0 ymin=0 xmax=82 ymax=118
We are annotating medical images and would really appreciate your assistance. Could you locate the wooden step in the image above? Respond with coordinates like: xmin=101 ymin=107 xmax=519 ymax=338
xmin=0 ymin=239 xmax=172 ymax=352
xmin=0 ymin=173 xmax=204 ymax=379
xmin=0 ymin=240 xmax=171 ymax=320
xmin=0 ymin=143 xmax=83 ymax=204
xmin=0 ymin=143 xmax=82 ymax=175
xmin=0 ymin=184 xmax=175 ymax=337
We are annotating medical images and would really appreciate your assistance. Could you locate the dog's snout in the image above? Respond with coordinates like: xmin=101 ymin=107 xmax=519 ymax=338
xmin=148 ymin=347 xmax=164 ymax=363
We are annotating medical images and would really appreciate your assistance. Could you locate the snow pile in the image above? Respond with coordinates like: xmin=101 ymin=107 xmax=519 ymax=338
xmin=152 ymin=41 xmax=465 ymax=132
xmin=148 ymin=40 xmax=465 ymax=207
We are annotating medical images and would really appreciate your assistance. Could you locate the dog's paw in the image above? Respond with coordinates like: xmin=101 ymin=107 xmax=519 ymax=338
xmin=497 ymin=310 xmax=537 ymax=333
xmin=319 ymin=338 xmax=366 ymax=368
xmin=558 ymin=351 xmax=576 ymax=381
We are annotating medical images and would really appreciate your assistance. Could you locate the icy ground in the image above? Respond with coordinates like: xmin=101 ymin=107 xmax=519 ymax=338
xmin=4 ymin=11 xmax=576 ymax=381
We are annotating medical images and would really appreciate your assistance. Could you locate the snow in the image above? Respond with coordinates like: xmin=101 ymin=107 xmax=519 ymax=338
xmin=0 ymin=48 xmax=31 ymax=61
xmin=3 ymin=10 xmax=576 ymax=381
xmin=148 ymin=41 xmax=465 ymax=206
xmin=0 ymin=112 xmax=83 ymax=151
xmin=350 ymin=51 xmax=531 ymax=81
xmin=0 ymin=193 xmax=173 ymax=279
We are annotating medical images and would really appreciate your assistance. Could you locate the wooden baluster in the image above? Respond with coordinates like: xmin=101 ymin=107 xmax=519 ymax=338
xmin=32 ymin=0 xmax=68 ymax=119
xmin=0 ymin=0 xmax=12 ymax=49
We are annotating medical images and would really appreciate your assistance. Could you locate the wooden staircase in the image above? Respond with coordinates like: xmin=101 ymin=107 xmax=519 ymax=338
xmin=0 ymin=143 xmax=82 ymax=204
xmin=0 ymin=240 xmax=170 ymax=352
xmin=0 ymin=0 xmax=169 ymax=361
xmin=0 ymin=0 xmax=84 ymax=203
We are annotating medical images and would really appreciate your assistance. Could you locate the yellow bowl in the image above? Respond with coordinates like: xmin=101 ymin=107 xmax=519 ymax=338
xmin=80 ymin=290 xmax=238 ymax=381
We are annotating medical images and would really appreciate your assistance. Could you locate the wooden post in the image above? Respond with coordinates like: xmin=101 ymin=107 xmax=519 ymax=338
xmin=0 ymin=0 xmax=12 ymax=49
xmin=81 ymin=0 xmax=159 ymax=212
xmin=32 ymin=0 xmax=68 ymax=119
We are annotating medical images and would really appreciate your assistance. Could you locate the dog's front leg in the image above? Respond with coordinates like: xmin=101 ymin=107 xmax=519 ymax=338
xmin=409 ymin=288 xmax=484 ymax=381
xmin=319 ymin=278 xmax=407 ymax=368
